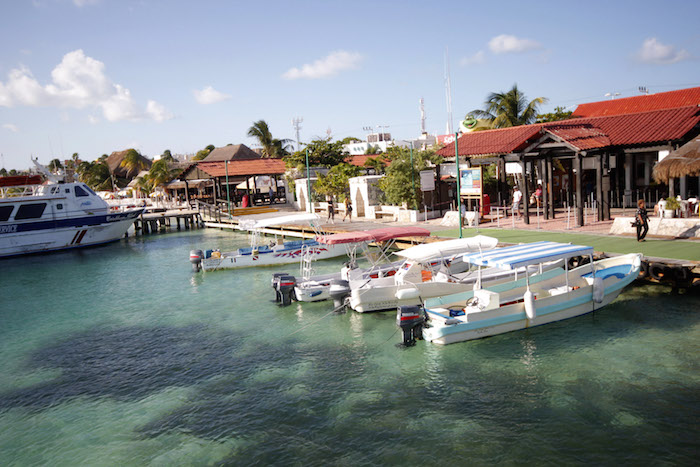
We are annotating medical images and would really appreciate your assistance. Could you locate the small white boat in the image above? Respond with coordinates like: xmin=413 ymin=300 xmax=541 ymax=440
xmin=413 ymin=242 xmax=641 ymax=345
xmin=348 ymin=235 xmax=501 ymax=313
xmin=190 ymin=213 xmax=347 ymax=271
xmin=0 ymin=163 xmax=143 ymax=258
xmin=289 ymin=226 xmax=431 ymax=303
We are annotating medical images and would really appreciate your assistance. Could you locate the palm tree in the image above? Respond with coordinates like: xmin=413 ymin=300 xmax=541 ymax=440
xmin=48 ymin=158 xmax=63 ymax=173
xmin=247 ymin=120 xmax=292 ymax=158
xmin=470 ymin=84 xmax=548 ymax=129
xmin=148 ymin=159 xmax=179 ymax=188
xmin=120 ymin=149 xmax=148 ymax=177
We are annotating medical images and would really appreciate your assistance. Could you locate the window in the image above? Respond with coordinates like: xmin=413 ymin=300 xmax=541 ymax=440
xmin=0 ymin=205 xmax=14 ymax=221
xmin=56 ymin=203 xmax=63 ymax=210
xmin=74 ymin=185 xmax=89 ymax=197
xmin=15 ymin=203 xmax=47 ymax=220
xmin=82 ymin=184 xmax=97 ymax=196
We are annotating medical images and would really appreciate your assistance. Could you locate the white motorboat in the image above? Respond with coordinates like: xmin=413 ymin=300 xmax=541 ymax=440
xmin=348 ymin=235 xmax=502 ymax=313
xmin=0 ymin=164 xmax=143 ymax=258
xmin=190 ymin=213 xmax=348 ymax=271
xmin=407 ymin=241 xmax=641 ymax=345
xmin=286 ymin=226 xmax=431 ymax=304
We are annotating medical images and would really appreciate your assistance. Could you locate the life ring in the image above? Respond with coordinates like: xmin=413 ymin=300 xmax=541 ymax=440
xmin=639 ymin=261 xmax=649 ymax=279
xmin=649 ymin=263 xmax=665 ymax=281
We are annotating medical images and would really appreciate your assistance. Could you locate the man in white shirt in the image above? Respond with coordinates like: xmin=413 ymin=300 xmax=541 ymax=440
xmin=512 ymin=186 xmax=522 ymax=218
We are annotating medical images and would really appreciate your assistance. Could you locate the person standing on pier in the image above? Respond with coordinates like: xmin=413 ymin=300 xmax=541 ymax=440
xmin=512 ymin=186 xmax=522 ymax=218
xmin=636 ymin=199 xmax=649 ymax=241
xmin=327 ymin=195 xmax=335 ymax=223
xmin=343 ymin=199 xmax=352 ymax=222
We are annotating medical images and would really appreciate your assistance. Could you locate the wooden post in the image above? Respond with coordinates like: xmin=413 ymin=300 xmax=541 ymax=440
xmin=521 ymin=156 xmax=530 ymax=225
xmin=547 ymin=156 xmax=555 ymax=219
xmin=575 ymin=153 xmax=583 ymax=226
xmin=595 ymin=154 xmax=603 ymax=222
xmin=540 ymin=158 xmax=549 ymax=220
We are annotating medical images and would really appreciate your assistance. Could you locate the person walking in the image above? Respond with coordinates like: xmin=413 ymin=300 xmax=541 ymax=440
xmin=512 ymin=186 xmax=522 ymax=218
xmin=343 ymin=199 xmax=352 ymax=222
xmin=268 ymin=186 xmax=275 ymax=205
xmin=327 ymin=195 xmax=335 ymax=223
xmin=635 ymin=199 xmax=649 ymax=241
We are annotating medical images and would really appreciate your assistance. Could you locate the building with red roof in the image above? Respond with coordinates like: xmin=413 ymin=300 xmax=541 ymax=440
xmin=436 ymin=87 xmax=700 ymax=226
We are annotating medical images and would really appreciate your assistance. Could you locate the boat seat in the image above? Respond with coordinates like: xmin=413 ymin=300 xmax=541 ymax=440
xmin=582 ymin=264 xmax=632 ymax=280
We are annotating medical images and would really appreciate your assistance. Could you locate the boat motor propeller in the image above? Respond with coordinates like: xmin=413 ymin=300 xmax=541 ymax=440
xmin=396 ymin=305 xmax=425 ymax=347
xmin=329 ymin=279 xmax=351 ymax=312
xmin=272 ymin=273 xmax=296 ymax=306
xmin=189 ymin=250 xmax=203 ymax=272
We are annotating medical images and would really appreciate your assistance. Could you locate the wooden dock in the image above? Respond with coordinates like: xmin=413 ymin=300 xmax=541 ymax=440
xmin=132 ymin=209 xmax=202 ymax=235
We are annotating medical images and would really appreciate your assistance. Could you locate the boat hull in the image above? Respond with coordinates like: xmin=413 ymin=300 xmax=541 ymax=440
xmin=201 ymin=242 xmax=347 ymax=270
xmin=423 ymin=254 xmax=641 ymax=345
xmin=0 ymin=209 xmax=142 ymax=258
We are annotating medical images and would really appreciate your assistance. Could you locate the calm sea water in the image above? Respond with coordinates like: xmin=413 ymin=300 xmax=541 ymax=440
xmin=1 ymin=229 xmax=698 ymax=466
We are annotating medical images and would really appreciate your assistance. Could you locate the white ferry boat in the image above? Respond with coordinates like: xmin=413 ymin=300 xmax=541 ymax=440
xmin=0 ymin=167 xmax=143 ymax=258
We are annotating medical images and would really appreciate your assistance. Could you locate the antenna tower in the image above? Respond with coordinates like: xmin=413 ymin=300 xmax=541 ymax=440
xmin=444 ymin=48 xmax=454 ymax=134
xmin=419 ymin=98 xmax=426 ymax=135
xmin=292 ymin=117 xmax=303 ymax=151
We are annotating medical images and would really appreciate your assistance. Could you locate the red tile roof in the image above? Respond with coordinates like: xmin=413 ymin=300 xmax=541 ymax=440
xmin=573 ymin=87 xmax=700 ymax=118
xmin=196 ymin=159 xmax=286 ymax=177
xmin=348 ymin=154 xmax=388 ymax=166
xmin=439 ymin=106 xmax=700 ymax=156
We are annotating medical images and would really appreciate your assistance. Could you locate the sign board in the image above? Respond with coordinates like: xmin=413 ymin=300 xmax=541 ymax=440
xmin=505 ymin=162 xmax=523 ymax=174
xmin=459 ymin=167 xmax=482 ymax=196
xmin=420 ymin=170 xmax=435 ymax=191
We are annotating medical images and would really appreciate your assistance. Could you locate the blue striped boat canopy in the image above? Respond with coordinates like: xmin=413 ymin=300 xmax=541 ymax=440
xmin=461 ymin=241 xmax=594 ymax=270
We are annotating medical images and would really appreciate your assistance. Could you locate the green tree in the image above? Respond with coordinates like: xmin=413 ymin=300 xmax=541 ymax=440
xmin=536 ymin=106 xmax=573 ymax=123
xmin=82 ymin=162 xmax=113 ymax=191
xmin=160 ymin=149 xmax=174 ymax=162
xmin=193 ymin=144 xmax=215 ymax=161
xmin=470 ymin=84 xmax=547 ymax=128
xmin=363 ymin=155 xmax=388 ymax=174
xmin=314 ymin=163 xmax=362 ymax=202
xmin=283 ymin=137 xmax=350 ymax=169
xmin=48 ymin=158 xmax=63 ymax=173
xmin=120 ymin=149 xmax=148 ymax=176
xmin=378 ymin=147 xmax=442 ymax=208
xmin=247 ymin=120 xmax=292 ymax=158
xmin=148 ymin=159 xmax=180 ymax=188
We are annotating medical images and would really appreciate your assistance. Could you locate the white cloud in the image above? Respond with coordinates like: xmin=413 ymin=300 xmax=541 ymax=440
xmin=2 ymin=123 xmax=19 ymax=133
xmin=282 ymin=50 xmax=363 ymax=80
xmin=145 ymin=100 xmax=174 ymax=122
xmin=636 ymin=38 xmax=689 ymax=64
xmin=488 ymin=35 xmax=541 ymax=54
xmin=193 ymin=85 xmax=231 ymax=105
xmin=460 ymin=51 xmax=486 ymax=66
xmin=0 ymin=49 xmax=172 ymax=122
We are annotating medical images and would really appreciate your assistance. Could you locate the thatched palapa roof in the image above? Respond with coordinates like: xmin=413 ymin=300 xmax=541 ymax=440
xmin=653 ymin=138 xmax=700 ymax=183
xmin=106 ymin=149 xmax=152 ymax=179
xmin=203 ymin=144 xmax=262 ymax=162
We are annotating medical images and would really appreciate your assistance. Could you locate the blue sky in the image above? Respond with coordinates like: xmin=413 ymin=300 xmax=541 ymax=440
xmin=1 ymin=0 xmax=699 ymax=170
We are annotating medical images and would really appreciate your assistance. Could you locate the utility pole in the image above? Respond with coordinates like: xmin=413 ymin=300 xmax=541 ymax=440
xmin=292 ymin=117 xmax=303 ymax=152
xmin=444 ymin=48 xmax=454 ymax=135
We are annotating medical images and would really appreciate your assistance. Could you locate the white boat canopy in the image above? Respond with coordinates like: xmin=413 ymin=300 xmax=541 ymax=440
xmin=316 ymin=226 xmax=430 ymax=245
xmin=394 ymin=235 xmax=498 ymax=263
xmin=462 ymin=241 xmax=593 ymax=270
xmin=238 ymin=213 xmax=320 ymax=230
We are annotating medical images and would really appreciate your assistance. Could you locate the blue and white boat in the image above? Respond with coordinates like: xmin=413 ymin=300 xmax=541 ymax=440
xmin=419 ymin=241 xmax=641 ymax=345
xmin=190 ymin=213 xmax=348 ymax=271
xmin=0 ymin=167 xmax=143 ymax=258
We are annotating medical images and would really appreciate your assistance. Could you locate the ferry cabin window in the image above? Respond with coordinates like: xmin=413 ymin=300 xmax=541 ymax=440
xmin=74 ymin=185 xmax=90 ymax=197
xmin=82 ymin=184 xmax=97 ymax=196
xmin=57 ymin=203 xmax=63 ymax=210
xmin=0 ymin=205 xmax=14 ymax=221
xmin=15 ymin=203 xmax=47 ymax=220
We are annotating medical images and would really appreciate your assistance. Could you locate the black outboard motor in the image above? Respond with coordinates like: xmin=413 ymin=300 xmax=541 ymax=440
xmin=396 ymin=305 xmax=425 ymax=346
xmin=189 ymin=249 xmax=203 ymax=272
xmin=329 ymin=279 xmax=351 ymax=311
xmin=272 ymin=274 xmax=296 ymax=306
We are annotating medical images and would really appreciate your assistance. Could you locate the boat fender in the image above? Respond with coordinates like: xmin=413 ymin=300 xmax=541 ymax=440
xmin=592 ymin=276 xmax=604 ymax=303
xmin=524 ymin=290 xmax=536 ymax=320
xmin=639 ymin=261 xmax=649 ymax=279
xmin=396 ymin=288 xmax=421 ymax=301
xmin=649 ymin=263 xmax=665 ymax=281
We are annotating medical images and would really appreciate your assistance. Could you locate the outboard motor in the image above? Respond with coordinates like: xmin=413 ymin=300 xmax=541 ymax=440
xmin=329 ymin=279 xmax=351 ymax=311
xmin=189 ymin=249 xmax=203 ymax=272
xmin=272 ymin=274 xmax=296 ymax=306
xmin=396 ymin=305 xmax=425 ymax=347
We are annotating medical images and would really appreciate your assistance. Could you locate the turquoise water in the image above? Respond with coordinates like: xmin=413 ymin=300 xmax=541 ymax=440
xmin=1 ymin=229 xmax=698 ymax=465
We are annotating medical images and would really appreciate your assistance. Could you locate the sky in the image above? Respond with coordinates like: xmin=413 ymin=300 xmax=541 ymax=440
xmin=1 ymin=0 xmax=699 ymax=170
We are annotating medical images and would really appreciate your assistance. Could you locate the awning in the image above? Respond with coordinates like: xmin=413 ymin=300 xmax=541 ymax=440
xmin=461 ymin=241 xmax=593 ymax=270
xmin=238 ymin=213 xmax=320 ymax=230
xmin=394 ymin=235 xmax=498 ymax=262
xmin=316 ymin=226 xmax=430 ymax=245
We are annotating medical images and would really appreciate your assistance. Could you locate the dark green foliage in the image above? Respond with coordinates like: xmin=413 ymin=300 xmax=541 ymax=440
xmin=536 ymin=106 xmax=574 ymax=123
xmin=314 ymin=163 xmax=362 ymax=201
xmin=471 ymin=84 xmax=548 ymax=128
xmin=378 ymin=147 xmax=442 ymax=207
xmin=283 ymin=137 xmax=350 ymax=169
